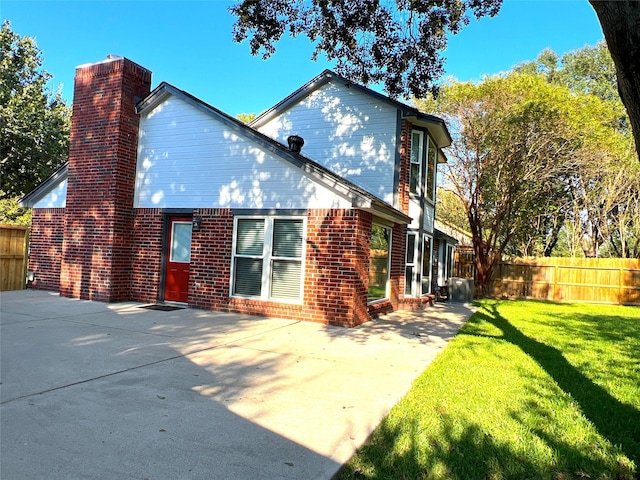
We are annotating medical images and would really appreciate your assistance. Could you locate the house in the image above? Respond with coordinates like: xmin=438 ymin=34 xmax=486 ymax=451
xmin=21 ymin=55 xmax=452 ymax=327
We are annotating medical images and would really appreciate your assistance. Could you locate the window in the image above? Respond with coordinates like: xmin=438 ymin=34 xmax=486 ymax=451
xmin=405 ymin=232 xmax=416 ymax=296
xmin=426 ymin=135 xmax=437 ymax=202
xmin=421 ymin=235 xmax=432 ymax=295
xmin=410 ymin=129 xmax=438 ymax=202
xmin=170 ymin=222 xmax=192 ymax=263
xmin=232 ymin=217 xmax=305 ymax=302
xmin=369 ymin=224 xmax=391 ymax=302
xmin=410 ymin=130 xmax=423 ymax=195
xmin=445 ymin=244 xmax=455 ymax=280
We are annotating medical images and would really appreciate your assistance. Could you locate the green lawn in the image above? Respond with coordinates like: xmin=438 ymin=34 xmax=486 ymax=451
xmin=340 ymin=300 xmax=640 ymax=480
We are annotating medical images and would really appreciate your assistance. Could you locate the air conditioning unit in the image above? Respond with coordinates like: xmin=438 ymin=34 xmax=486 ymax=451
xmin=448 ymin=277 xmax=474 ymax=303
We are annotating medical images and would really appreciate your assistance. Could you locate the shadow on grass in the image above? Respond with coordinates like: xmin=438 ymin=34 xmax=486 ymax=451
xmin=342 ymin=414 xmax=542 ymax=479
xmin=340 ymin=302 xmax=639 ymax=480
xmin=478 ymin=303 xmax=640 ymax=471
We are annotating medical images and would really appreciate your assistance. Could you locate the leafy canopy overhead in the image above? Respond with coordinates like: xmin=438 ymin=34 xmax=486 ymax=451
xmin=0 ymin=20 xmax=70 ymax=199
xmin=230 ymin=0 xmax=502 ymax=99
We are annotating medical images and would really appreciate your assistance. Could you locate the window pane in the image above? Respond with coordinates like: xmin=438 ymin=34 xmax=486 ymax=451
xmin=369 ymin=225 xmax=391 ymax=301
xmin=406 ymin=233 xmax=415 ymax=263
xmin=234 ymin=257 xmax=263 ymax=296
xmin=427 ymin=136 xmax=437 ymax=201
xmin=410 ymin=132 xmax=421 ymax=164
xmin=273 ymin=219 xmax=303 ymax=258
xmin=170 ymin=222 xmax=192 ymax=263
xmin=270 ymin=260 xmax=301 ymax=300
xmin=236 ymin=219 xmax=264 ymax=255
xmin=405 ymin=266 xmax=414 ymax=295
xmin=410 ymin=132 xmax=422 ymax=194
xmin=422 ymin=236 xmax=432 ymax=295
xmin=410 ymin=163 xmax=420 ymax=194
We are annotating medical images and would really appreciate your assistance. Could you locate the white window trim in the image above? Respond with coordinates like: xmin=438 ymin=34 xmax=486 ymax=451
xmin=409 ymin=130 xmax=424 ymax=196
xmin=169 ymin=221 xmax=193 ymax=264
xmin=230 ymin=215 xmax=306 ymax=304
xmin=405 ymin=231 xmax=418 ymax=297
xmin=425 ymin=134 xmax=437 ymax=204
xmin=446 ymin=244 xmax=455 ymax=282
xmin=421 ymin=233 xmax=433 ymax=296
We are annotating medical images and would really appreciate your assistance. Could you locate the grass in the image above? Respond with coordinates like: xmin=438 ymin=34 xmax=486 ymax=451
xmin=340 ymin=300 xmax=640 ymax=480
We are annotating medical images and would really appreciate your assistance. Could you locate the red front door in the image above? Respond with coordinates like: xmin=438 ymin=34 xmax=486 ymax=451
xmin=164 ymin=217 xmax=192 ymax=303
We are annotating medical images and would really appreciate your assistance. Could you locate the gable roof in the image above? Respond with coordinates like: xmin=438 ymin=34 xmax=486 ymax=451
xmin=19 ymin=163 xmax=68 ymax=208
xmin=24 ymin=81 xmax=410 ymax=224
xmin=250 ymin=69 xmax=452 ymax=149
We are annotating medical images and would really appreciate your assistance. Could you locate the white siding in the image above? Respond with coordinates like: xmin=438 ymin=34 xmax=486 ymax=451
xmin=33 ymin=178 xmax=67 ymax=208
xmin=134 ymin=96 xmax=353 ymax=210
xmin=407 ymin=199 xmax=435 ymax=233
xmin=257 ymin=82 xmax=398 ymax=204
xmin=423 ymin=203 xmax=435 ymax=233
xmin=408 ymin=200 xmax=421 ymax=229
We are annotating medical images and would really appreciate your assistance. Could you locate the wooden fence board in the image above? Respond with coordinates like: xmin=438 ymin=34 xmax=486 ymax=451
xmin=0 ymin=225 xmax=29 ymax=291
xmin=489 ymin=257 xmax=640 ymax=306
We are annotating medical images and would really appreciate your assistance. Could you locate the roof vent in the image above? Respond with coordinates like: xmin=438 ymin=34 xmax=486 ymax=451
xmin=287 ymin=135 xmax=304 ymax=153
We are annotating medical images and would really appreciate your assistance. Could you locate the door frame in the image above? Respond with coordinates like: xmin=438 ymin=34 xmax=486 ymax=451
xmin=159 ymin=210 xmax=193 ymax=303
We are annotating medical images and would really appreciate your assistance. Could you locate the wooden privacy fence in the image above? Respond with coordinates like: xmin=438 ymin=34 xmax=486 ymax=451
xmin=453 ymin=246 xmax=476 ymax=279
xmin=0 ymin=224 xmax=30 ymax=291
xmin=489 ymin=257 xmax=640 ymax=306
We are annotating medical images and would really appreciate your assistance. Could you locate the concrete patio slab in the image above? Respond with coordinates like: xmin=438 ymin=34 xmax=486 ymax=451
xmin=1 ymin=289 xmax=473 ymax=480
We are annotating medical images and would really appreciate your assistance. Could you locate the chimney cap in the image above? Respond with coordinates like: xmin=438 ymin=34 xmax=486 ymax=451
xmin=287 ymin=135 xmax=304 ymax=153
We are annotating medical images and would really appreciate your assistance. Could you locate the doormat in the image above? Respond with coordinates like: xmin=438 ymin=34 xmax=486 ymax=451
xmin=139 ymin=304 xmax=185 ymax=312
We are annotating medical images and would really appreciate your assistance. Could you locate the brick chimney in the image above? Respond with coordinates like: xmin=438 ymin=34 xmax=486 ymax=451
xmin=60 ymin=56 xmax=152 ymax=301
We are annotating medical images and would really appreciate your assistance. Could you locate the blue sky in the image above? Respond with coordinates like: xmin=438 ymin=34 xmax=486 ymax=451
xmin=3 ymin=1 xmax=604 ymax=117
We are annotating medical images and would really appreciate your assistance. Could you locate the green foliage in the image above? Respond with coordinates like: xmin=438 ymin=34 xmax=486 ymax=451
xmin=427 ymin=42 xmax=638 ymax=262
xmin=0 ymin=193 xmax=32 ymax=225
xmin=236 ymin=112 xmax=257 ymax=124
xmin=418 ymin=73 xmax=590 ymax=290
xmin=515 ymin=42 xmax=619 ymax=104
xmin=0 ymin=20 xmax=70 ymax=200
xmin=341 ymin=300 xmax=640 ymax=480
xmin=436 ymin=188 xmax=469 ymax=232
xmin=229 ymin=0 xmax=502 ymax=99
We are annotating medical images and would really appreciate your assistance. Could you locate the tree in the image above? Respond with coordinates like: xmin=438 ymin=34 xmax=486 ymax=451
xmin=417 ymin=74 xmax=606 ymax=294
xmin=230 ymin=0 xmax=501 ymax=99
xmin=435 ymin=187 xmax=468 ymax=232
xmin=516 ymin=42 xmax=638 ymax=258
xmin=230 ymin=1 xmax=640 ymax=161
xmin=236 ymin=112 xmax=257 ymax=124
xmin=0 ymin=20 xmax=70 ymax=200
xmin=589 ymin=1 xmax=640 ymax=161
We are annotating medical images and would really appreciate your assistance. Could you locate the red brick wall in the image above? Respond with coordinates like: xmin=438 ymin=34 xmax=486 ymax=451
xmin=390 ymin=222 xmax=407 ymax=308
xmin=28 ymin=208 xmax=65 ymax=291
xmin=130 ymin=208 xmax=164 ymax=303
xmin=189 ymin=208 xmax=234 ymax=310
xmin=60 ymin=57 xmax=151 ymax=301
xmin=186 ymin=208 xmax=374 ymax=327
xmin=398 ymin=120 xmax=412 ymax=216
xmin=303 ymin=209 xmax=372 ymax=327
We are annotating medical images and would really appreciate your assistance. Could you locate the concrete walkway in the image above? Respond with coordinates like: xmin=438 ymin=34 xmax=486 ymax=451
xmin=0 ymin=290 xmax=473 ymax=480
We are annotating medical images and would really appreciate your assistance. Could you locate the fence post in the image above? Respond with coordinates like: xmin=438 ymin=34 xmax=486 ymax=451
xmin=619 ymin=264 xmax=623 ymax=306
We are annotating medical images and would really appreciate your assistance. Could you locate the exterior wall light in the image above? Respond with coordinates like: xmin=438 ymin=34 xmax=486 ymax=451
xmin=192 ymin=217 xmax=203 ymax=230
